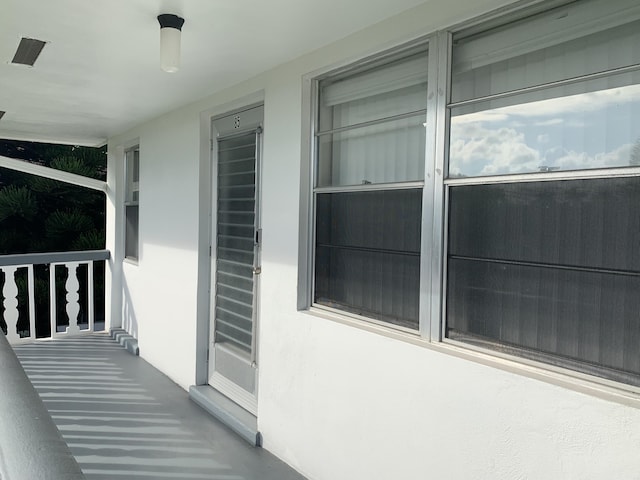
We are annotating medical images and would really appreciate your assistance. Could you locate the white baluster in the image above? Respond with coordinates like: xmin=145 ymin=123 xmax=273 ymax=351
xmin=65 ymin=262 xmax=81 ymax=335
xmin=87 ymin=261 xmax=95 ymax=332
xmin=50 ymin=264 xmax=57 ymax=337
xmin=27 ymin=265 xmax=36 ymax=341
xmin=2 ymin=266 xmax=20 ymax=343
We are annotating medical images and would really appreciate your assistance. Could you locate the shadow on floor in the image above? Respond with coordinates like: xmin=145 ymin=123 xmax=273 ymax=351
xmin=14 ymin=334 xmax=305 ymax=480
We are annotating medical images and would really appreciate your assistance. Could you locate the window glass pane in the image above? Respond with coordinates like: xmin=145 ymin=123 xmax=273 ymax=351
xmin=449 ymin=75 xmax=640 ymax=177
xmin=125 ymin=148 xmax=140 ymax=204
xmin=317 ymin=48 xmax=428 ymax=188
xmin=317 ymin=115 xmax=426 ymax=187
xmin=320 ymin=82 xmax=427 ymax=132
xmin=125 ymin=205 xmax=139 ymax=260
xmin=452 ymin=4 xmax=640 ymax=103
xmin=446 ymin=178 xmax=640 ymax=384
xmin=319 ymin=51 xmax=428 ymax=131
xmin=132 ymin=150 xmax=140 ymax=183
xmin=315 ymin=189 xmax=422 ymax=329
xmin=448 ymin=179 xmax=640 ymax=271
xmin=125 ymin=147 xmax=139 ymax=260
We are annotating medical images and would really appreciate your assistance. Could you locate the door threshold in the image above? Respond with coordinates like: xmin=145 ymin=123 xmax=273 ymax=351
xmin=189 ymin=385 xmax=261 ymax=446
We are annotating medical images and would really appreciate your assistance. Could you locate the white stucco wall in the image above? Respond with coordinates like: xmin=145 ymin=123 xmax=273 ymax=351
xmin=108 ymin=109 xmax=203 ymax=386
xmin=108 ymin=1 xmax=640 ymax=479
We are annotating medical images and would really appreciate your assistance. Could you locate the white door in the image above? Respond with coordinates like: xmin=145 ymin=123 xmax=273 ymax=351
xmin=209 ymin=105 xmax=263 ymax=414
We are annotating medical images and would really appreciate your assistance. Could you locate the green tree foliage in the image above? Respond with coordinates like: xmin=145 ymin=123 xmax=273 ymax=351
xmin=0 ymin=140 xmax=107 ymax=336
xmin=0 ymin=140 xmax=106 ymax=181
xmin=0 ymin=185 xmax=37 ymax=222
xmin=0 ymin=186 xmax=38 ymax=253
xmin=0 ymin=140 xmax=106 ymax=254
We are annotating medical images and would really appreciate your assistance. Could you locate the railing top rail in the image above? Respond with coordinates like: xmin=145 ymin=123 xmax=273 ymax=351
xmin=0 ymin=249 xmax=110 ymax=267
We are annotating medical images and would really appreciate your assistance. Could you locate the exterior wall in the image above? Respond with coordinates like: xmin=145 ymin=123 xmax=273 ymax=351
xmin=108 ymin=1 xmax=640 ymax=479
xmin=108 ymin=111 xmax=203 ymax=387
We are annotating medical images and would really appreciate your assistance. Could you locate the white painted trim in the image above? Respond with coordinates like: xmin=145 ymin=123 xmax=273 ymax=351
xmin=0 ymin=155 xmax=107 ymax=192
xmin=199 ymin=91 xmax=266 ymax=129
xmin=207 ymin=105 xmax=263 ymax=411
xmin=195 ymin=91 xmax=266 ymax=386
xmin=105 ymin=142 xmax=126 ymax=332
xmin=297 ymin=75 xmax=314 ymax=311
xmin=0 ymin=249 xmax=110 ymax=267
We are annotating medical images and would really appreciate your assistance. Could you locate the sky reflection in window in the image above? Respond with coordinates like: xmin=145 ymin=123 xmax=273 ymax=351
xmin=449 ymin=83 xmax=640 ymax=177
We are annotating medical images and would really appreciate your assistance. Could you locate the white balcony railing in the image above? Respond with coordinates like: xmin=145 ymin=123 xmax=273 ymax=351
xmin=0 ymin=250 xmax=110 ymax=344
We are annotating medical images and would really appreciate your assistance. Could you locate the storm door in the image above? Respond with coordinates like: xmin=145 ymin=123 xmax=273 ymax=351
xmin=209 ymin=105 xmax=263 ymax=414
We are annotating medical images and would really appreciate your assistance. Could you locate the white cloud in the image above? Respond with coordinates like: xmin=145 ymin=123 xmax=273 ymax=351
xmin=448 ymin=82 xmax=640 ymax=176
xmin=449 ymin=125 xmax=541 ymax=176
xmin=449 ymin=120 xmax=635 ymax=176
xmin=553 ymin=144 xmax=633 ymax=170
xmin=534 ymin=119 xmax=563 ymax=127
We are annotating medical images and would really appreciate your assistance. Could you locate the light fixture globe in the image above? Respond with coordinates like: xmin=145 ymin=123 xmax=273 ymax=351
xmin=157 ymin=14 xmax=185 ymax=73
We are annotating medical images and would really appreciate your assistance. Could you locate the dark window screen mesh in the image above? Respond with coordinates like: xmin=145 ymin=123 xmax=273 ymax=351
xmin=446 ymin=177 xmax=640 ymax=384
xmin=315 ymin=189 xmax=422 ymax=329
xmin=125 ymin=205 xmax=138 ymax=260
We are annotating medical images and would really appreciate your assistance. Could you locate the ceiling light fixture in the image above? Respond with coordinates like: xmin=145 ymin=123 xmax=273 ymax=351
xmin=157 ymin=14 xmax=185 ymax=73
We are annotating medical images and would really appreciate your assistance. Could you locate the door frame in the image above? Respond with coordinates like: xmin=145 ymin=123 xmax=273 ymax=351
xmin=193 ymin=91 xmax=264 ymax=392
xmin=207 ymin=104 xmax=264 ymax=414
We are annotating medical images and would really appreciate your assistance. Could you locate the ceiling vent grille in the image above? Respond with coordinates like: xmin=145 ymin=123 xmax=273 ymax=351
xmin=11 ymin=38 xmax=46 ymax=66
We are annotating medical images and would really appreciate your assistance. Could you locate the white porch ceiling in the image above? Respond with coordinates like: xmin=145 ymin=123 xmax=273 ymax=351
xmin=0 ymin=0 xmax=427 ymax=147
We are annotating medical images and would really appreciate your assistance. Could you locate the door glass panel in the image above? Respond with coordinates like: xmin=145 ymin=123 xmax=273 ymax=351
xmin=215 ymin=132 xmax=256 ymax=356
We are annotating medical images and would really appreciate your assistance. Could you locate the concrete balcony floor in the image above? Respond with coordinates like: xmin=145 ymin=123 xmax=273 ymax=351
xmin=14 ymin=333 xmax=306 ymax=480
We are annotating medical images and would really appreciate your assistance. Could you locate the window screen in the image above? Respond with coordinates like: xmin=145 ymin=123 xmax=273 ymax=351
xmin=315 ymin=189 xmax=422 ymax=329
xmin=446 ymin=178 xmax=640 ymax=384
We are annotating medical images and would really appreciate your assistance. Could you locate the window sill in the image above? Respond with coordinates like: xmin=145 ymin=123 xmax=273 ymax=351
xmin=304 ymin=306 xmax=640 ymax=409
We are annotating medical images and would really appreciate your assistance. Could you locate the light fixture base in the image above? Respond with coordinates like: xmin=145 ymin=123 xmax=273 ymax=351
xmin=157 ymin=14 xmax=185 ymax=73
xmin=157 ymin=14 xmax=184 ymax=30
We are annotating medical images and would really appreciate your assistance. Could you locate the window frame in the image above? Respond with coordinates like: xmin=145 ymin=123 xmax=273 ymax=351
xmin=441 ymin=0 xmax=640 ymax=385
xmin=299 ymin=0 xmax=640 ymax=395
xmin=304 ymin=40 xmax=438 ymax=336
xmin=124 ymin=146 xmax=140 ymax=262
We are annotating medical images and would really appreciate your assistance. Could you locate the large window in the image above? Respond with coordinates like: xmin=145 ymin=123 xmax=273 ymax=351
xmin=445 ymin=0 xmax=640 ymax=385
xmin=306 ymin=0 xmax=640 ymax=388
xmin=124 ymin=146 xmax=139 ymax=261
xmin=313 ymin=47 xmax=428 ymax=330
